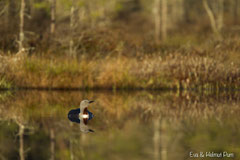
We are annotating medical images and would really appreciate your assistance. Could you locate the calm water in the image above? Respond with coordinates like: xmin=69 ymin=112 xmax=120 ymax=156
xmin=0 ymin=90 xmax=240 ymax=160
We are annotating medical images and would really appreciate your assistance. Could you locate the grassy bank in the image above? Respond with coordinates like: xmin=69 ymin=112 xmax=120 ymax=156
xmin=1 ymin=37 xmax=240 ymax=90
xmin=0 ymin=55 xmax=239 ymax=90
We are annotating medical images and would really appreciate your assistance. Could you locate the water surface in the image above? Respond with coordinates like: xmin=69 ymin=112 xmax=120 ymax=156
xmin=0 ymin=90 xmax=239 ymax=160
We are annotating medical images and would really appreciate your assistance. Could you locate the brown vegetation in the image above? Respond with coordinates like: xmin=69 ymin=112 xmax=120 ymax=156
xmin=1 ymin=35 xmax=240 ymax=90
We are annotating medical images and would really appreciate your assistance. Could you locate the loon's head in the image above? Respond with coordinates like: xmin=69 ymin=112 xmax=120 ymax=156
xmin=80 ymin=100 xmax=94 ymax=111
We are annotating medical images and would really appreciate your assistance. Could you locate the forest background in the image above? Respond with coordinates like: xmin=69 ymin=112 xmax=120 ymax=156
xmin=0 ymin=0 xmax=240 ymax=90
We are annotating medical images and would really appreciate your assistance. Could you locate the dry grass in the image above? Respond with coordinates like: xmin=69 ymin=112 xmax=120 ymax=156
xmin=0 ymin=54 xmax=239 ymax=90
xmin=1 ymin=36 xmax=240 ymax=90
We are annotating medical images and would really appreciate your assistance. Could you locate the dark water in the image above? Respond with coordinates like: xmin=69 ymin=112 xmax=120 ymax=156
xmin=0 ymin=90 xmax=240 ymax=160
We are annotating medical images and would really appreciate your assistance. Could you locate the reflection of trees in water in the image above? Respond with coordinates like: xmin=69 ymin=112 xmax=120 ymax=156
xmin=50 ymin=128 xmax=55 ymax=160
xmin=0 ymin=91 xmax=240 ymax=159
xmin=153 ymin=117 xmax=160 ymax=160
xmin=2 ymin=90 xmax=240 ymax=124
xmin=0 ymin=102 xmax=28 ymax=160
xmin=152 ymin=111 xmax=167 ymax=160
xmin=80 ymin=134 xmax=87 ymax=158
xmin=69 ymin=138 xmax=74 ymax=160
xmin=17 ymin=121 xmax=25 ymax=160
xmin=69 ymin=122 xmax=74 ymax=160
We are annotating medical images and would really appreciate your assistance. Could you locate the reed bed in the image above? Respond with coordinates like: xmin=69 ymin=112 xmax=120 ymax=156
xmin=1 ymin=37 xmax=240 ymax=90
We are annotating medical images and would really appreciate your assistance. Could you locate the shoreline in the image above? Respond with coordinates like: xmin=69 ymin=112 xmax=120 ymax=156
xmin=1 ymin=87 xmax=240 ymax=92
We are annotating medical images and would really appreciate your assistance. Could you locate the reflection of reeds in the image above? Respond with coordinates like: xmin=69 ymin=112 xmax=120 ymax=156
xmin=1 ymin=90 xmax=240 ymax=128
xmin=1 ymin=91 xmax=240 ymax=159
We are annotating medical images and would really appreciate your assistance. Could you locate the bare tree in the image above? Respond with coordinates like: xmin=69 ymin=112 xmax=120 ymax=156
xmin=69 ymin=0 xmax=76 ymax=57
xmin=160 ymin=0 xmax=168 ymax=40
xmin=19 ymin=0 xmax=25 ymax=53
xmin=234 ymin=0 xmax=239 ymax=24
xmin=217 ymin=0 xmax=224 ymax=31
xmin=50 ymin=0 xmax=56 ymax=35
xmin=153 ymin=0 xmax=160 ymax=43
xmin=153 ymin=0 xmax=168 ymax=43
xmin=203 ymin=0 xmax=223 ymax=39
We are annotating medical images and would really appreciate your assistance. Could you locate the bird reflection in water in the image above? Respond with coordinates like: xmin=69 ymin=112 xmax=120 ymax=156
xmin=68 ymin=100 xmax=94 ymax=133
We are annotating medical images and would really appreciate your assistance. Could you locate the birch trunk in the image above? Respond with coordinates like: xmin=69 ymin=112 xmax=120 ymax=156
xmin=69 ymin=0 xmax=76 ymax=57
xmin=161 ymin=0 xmax=167 ymax=40
xmin=50 ymin=0 xmax=56 ymax=34
xmin=234 ymin=0 xmax=239 ymax=24
xmin=19 ymin=0 xmax=25 ymax=52
xmin=217 ymin=0 xmax=224 ymax=31
xmin=153 ymin=0 xmax=160 ymax=43
xmin=203 ymin=0 xmax=221 ymax=38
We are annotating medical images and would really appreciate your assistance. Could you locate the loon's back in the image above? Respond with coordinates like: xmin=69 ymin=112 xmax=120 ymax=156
xmin=68 ymin=108 xmax=93 ymax=123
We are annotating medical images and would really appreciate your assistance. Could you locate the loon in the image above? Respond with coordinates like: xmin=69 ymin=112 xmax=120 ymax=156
xmin=68 ymin=100 xmax=94 ymax=124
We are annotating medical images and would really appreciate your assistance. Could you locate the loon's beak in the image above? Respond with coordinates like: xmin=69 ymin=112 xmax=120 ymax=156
xmin=89 ymin=129 xmax=94 ymax=132
xmin=89 ymin=100 xmax=94 ymax=103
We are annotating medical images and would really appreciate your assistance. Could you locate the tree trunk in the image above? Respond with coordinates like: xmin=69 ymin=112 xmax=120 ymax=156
xmin=153 ymin=0 xmax=160 ymax=43
xmin=203 ymin=0 xmax=221 ymax=39
xmin=69 ymin=0 xmax=76 ymax=57
xmin=50 ymin=0 xmax=56 ymax=35
xmin=19 ymin=0 xmax=25 ymax=52
xmin=161 ymin=0 xmax=167 ymax=40
xmin=217 ymin=0 xmax=224 ymax=31
xmin=234 ymin=0 xmax=239 ymax=24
